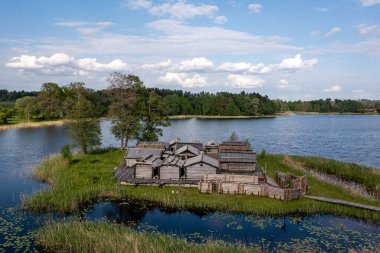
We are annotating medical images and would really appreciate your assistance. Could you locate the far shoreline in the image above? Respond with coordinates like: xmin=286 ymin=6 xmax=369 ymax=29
xmin=1 ymin=111 xmax=378 ymax=130
xmin=0 ymin=120 xmax=65 ymax=131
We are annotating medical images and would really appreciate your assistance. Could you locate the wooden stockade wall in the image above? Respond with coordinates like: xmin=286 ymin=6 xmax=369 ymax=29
xmin=199 ymin=174 xmax=304 ymax=201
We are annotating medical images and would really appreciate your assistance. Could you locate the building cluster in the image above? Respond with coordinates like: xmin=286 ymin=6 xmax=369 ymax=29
xmin=114 ymin=139 xmax=307 ymax=200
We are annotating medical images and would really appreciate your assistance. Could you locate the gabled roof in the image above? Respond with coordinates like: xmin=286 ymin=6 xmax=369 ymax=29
xmin=219 ymin=151 xmax=256 ymax=163
xmin=162 ymin=155 xmax=185 ymax=167
xmin=169 ymin=139 xmax=204 ymax=151
xmin=126 ymin=148 xmax=163 ymax=159
xmin=139 ymin=155 xmax=163 ymax=167
xmin=175 ymin=144 xmax=200 ymax=156
xmin=184 ymin=153 xmax=219 ymax=168
xmin=136 ymin=141 xmax=168 ymax=149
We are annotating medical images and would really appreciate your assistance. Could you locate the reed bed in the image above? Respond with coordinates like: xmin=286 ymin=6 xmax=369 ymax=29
xmin=22 ymin=149 xmax=380 ymax=222
xmin=0 ymin=120 xmax=65 ymax=131
xmin=36 ymin=220 xmax=255 ymax=253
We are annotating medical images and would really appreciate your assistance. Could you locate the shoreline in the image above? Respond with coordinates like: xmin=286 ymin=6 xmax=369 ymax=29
xmin=0 ymin=120 xmax=65 ymax=131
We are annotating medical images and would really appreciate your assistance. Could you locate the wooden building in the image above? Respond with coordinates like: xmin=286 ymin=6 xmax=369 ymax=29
xmin=168 ymin=139 xmax=204 ymax=152
xmin=125 ymin=148 xmax=163 ymax=167
xmin=136 ymin=141 xmax=168 ymax=150
xmin=275 ymin=172 xmax=308 ymax=194
xmin=204 ymin=141 xmax=219 ymax=159
xmin=218 ymin=141 xmax=251 ymax=153
xmin=184 ymin=153 xmax=219 ymax=180
xmin=134 ymin=155 xmax=162 ymax=179
xmin=175 ymin=144 xmax=200 ymax=160
xmin=219 ymin=150 xmax=257 ymax=173
xmin=160 ymin=155 xmax=185 ymax=180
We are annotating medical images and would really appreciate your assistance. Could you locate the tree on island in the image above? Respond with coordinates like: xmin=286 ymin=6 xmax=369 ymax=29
xmin=65 ymin=82 xmax=101 ymax=154
xmin=137 ymin=90 xmax=170 ymax=141
xmin=107 ymin=72 xmax=143 ymax=149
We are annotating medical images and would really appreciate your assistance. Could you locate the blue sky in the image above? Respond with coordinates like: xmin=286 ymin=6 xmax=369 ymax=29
xmin=1 ymin=0 xmax=379 ymax=100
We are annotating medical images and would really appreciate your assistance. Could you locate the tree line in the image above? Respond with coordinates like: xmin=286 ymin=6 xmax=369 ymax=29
xmin=1 ymin=72 xmax=380 ymax=152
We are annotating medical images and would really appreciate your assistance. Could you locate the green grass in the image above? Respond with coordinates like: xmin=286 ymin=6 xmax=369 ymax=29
xmin=289 ymin=155 xmax=380 ymax=195
xmin=36 ymin=220 xmax=256 ymax=253
xmin=22 ymin=149 xmax=380 ymax=222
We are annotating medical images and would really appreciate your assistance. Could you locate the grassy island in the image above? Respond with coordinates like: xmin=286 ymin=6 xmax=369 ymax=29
xmin=23 ymin=148 xmax=380 ymax=252
xmin=22 ymin=149 xmax=380 ymax=220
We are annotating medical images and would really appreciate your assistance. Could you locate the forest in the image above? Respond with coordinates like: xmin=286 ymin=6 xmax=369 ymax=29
xmin=1 ymin=73 xmax=380 ymax=126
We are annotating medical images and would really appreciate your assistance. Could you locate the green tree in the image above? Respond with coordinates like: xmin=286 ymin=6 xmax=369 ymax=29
xmin=138 ymin=91 xmax=170 ymax=141
xmin=107 ymin=72 xmax=142 ymax=149
xmin=223 ymin=98 xmax=240 ymax=116
xmin=0 ymin=104 xmax=10 ymax=124
xmin=15 ymin=96 xmax=39 ymax=121
xmin=65 ymin=83 xmax=101 ymax=154
xmin=38 ymin=82 xmax=64 ymax=119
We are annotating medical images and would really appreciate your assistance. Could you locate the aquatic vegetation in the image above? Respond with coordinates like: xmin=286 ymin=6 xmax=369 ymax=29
xmin=35 ymin=220 xmax=258 ymax=253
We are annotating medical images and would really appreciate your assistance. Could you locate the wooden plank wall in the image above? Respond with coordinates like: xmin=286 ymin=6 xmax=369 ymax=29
xmin=135 ymin=165 xmax=153 ymax=179
xmin=160 ymin=166 xmax=180 ymax=180
xmin=186 ymin=164 xmax=216 ymax=180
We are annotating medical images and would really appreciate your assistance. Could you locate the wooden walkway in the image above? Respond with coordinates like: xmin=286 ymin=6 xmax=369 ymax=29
xmin=305 ymin=195 xmax=380 ymax=212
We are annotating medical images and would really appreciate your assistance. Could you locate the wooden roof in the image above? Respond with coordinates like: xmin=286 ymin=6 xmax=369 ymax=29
xmin=219 ymin=151 xmax=256 ymax=163
xmin=162 ymin=155 xmax=185 ymax=167
xmin=175 ymin=144 xmax=200 ymax=156
xmin=126 ymin=148 xmax=163 ymax=159
xmin=184 ymin=153 xmax=219 ymax=168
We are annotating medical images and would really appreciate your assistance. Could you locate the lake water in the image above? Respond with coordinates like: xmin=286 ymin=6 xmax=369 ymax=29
xmin=0 ymin=114 xmax=380 ymax=252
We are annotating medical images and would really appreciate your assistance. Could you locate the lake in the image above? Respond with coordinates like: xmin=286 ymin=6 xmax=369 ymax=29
xmin=0 ymin=114 xmax=380 ymax=252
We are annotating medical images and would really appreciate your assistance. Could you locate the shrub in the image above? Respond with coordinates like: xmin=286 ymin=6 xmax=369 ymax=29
xmin=60 ymin=144 xmax=72 ymax=162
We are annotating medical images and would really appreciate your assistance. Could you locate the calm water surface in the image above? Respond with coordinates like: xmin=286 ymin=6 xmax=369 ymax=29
xmin=0 ymin=115 xmax=380 ymax=252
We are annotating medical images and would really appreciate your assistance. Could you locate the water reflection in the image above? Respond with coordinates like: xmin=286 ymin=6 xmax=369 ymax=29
xmin=84 ymin=201 xmax=380 ymax=252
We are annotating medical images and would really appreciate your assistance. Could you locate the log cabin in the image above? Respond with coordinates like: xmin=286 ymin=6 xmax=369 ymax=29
xmin=160 ymin=155 xmax=185 ymax=180
xmin=219 ymin=150 xmax=257 ymax=173
xmin=175 ymin=144 xmax=200 ymax=160
xmin=184 ymin=152 xmax=219 ymax=180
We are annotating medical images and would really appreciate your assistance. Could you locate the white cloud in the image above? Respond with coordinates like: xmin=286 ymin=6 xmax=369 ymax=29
xmin=278 ymin=54 xmax=318 ymax=70
xmin=310 ymin=31 xmax=321 ymax=37
xmin=127 ymin=0 xmax=219 ymax=20
xmin=5 ymin=53 xmax=128 ymax=75
xmin=225 ymin=74 xmax=265 ymax=88
xmin=357 ymin=24 xmax=380 ymax=36
xmin=248 ymin=3 xmax=263 ymax=13
xmin=126 ymin=0 xmax=152 ymax=9
xmin=325 ymin=27 xmax=342 ymax=36
xmin=218 ymin=62 xmax=272 ymax=74
xmin=214 ymin=16 xmax=228 ymax=24
xmin=178 ymin=57 xmax=214 ymax=71
xmin=323 ymin=85 xmax=342 ymax=92
xmin=160 ymin=72 xmax=208 ymax=88
xmin=278 ymin=79 xmax=289 ymax=89
xmin=143 ymin=59 xmax=172 ymax=70
xmin=55 ymin=21 xmax=114 ymax=35
xmin=360 ymin=0 xmax=380 ymax=6
xmin=142 ymin=57 xmax=213 ymax=72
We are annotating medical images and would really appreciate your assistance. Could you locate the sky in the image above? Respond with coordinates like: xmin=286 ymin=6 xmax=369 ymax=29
xmin=0 ymin=0 xmax=379 ymax=100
